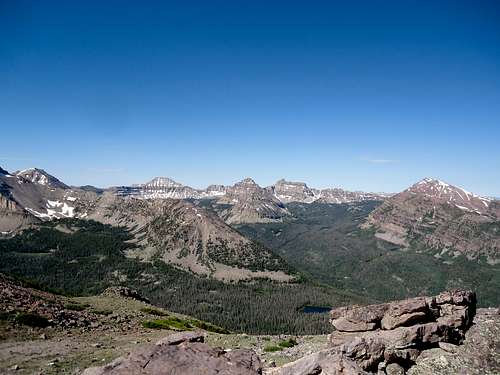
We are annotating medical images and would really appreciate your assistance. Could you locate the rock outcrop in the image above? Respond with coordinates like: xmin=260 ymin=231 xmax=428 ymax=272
xmin=83 ymin=332 xmax=263 ymax=375
xmin=268 ymin=290 xmax=476 ymax=375
xmin=0 ymin=273 xmax=97 ymax=328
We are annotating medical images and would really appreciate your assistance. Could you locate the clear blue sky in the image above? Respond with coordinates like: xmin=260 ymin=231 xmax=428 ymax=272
xmin=1 ymin=1 xmax=499 ymax=195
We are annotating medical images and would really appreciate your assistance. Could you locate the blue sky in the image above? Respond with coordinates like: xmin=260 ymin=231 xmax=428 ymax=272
xmin=1 ymin=1 xmax=499 ymax=195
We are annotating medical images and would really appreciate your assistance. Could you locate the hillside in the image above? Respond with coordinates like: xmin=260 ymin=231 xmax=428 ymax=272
xmin=238 ymin=201 xmax=500 ymax=307
xmin=363 ymin=178 xmax=500 ymax=263
xmin=87 ymin=194 xmax=293 ymax=280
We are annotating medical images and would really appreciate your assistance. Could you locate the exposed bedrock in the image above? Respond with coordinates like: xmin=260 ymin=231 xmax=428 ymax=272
xmin=268 ymin=289 xmax=476 ymax=375
xmin=83 ymin=331 xmax=263 ymax=375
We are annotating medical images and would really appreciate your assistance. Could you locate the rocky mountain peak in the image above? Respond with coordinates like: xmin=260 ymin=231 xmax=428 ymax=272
xmin=142 ymin=177 xmax=183 ymax=188
xmin=218 ymin=178 xmax=290 ymax=224
xmin=275 ymin=179 xmax=309 ymax=188
xmin=272 ymin=179 xmax=317 ymax=204
xmin=15 ymin=168 xmax=69 ymax=189
xmin=205 ymin=184 xmax=226 ymax=196
xmin=0 ymin=166 xmax=10 ymax=175
xmin=237 ymin=178 xmax=258 ymax=186
xmin=364 ymin=177 xmax=499 ymax=263
xmin=407 ymin=177 xmax=491 ymax=213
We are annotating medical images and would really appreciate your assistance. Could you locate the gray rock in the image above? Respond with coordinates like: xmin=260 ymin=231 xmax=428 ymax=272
xmin=266 ymin=348 xmax=368 ymax=375
xmin=385 ymin=362 xmax=405 ymax=375
xmin=327 ymin=290 xmax=476 ymax=372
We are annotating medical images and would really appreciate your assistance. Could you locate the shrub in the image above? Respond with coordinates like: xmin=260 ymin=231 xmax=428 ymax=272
xmin=263 ymin=345 xmax=282 ymax=352
xmin=0 ymin=311 xmax=16 ymax=321
xmin=91 ymin=309 xmax=113 ymax=316
xmin=15 ymin=312 xmax=50 ymax=328
xmin=140 ymin=307 xmax=169 ymax=316
xmin=190 ymin=320 xmax=230 ymax=334
xmin=278 ymin=338 xmax=298 ymax=348
xmin=64 ymin=303 xmax=88 ymax=311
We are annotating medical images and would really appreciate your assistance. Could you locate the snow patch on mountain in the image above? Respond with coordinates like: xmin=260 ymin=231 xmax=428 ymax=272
xmin=410 ymin=178 xmax=491 ymax=214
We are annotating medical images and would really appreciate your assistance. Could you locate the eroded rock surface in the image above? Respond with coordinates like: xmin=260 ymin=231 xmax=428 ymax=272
xmin=268 ymin=290 xmax=478 ymax=375
xmin=83 ymin=332 xmax=263 ymax=375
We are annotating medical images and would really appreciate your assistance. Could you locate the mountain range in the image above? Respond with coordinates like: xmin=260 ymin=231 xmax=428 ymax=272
xmin=1 ymin=165 xmax=499 ymax=289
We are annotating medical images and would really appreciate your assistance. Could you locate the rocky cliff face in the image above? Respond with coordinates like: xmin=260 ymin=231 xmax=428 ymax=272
xmin=0 ymin=188 xmax=39 ymax=233
xmin=363 ymin=178 xmax=500 ymax=264
xmin=271 ymin=179 xmax=318 ymax=204
xmin=316 ymin=188 xmax=388 ymax=204
xmin=270 ymin=179 xmax=388 ymax=205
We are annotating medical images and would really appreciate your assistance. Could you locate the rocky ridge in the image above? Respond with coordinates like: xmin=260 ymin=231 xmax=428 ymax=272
xmin=216 ymin=178 xmax=290 ymax=224
xmin=115 ymin=176 xmax=387 ymax=206
xmin=0 ymin=274 xmax=98 ymax=329
xmin=363 ymin=178 xmax=500 ymax=264
xmin=114 ymin=176 xmax=388 ymax=224
xmin=15 ymin=168 xmax=69 ymax=190
xmin=86 ymin=193 xmax=293 ymax=280
xmin=0 ymin=165 xmax=390 ymax=228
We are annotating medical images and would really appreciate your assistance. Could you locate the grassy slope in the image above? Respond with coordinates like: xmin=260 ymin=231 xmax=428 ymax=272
xmin=237 ymin=202 xmax=500 ymax=307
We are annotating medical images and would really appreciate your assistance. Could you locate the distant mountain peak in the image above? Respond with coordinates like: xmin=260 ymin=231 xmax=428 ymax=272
xmin=143 ymin=177 xmax=183 ymax=188
xmin=364 ymin=177 xmax=499 ymax=262
xmin=275 ymin=179 xmax=309 ymax=187
xmin=237 ymin=178 xmax=258 ymax=186
xmin=407 ymin=177 xmax=491 ymax=213
xmin=418 ymin=177 xmax=448 ymax=184
xmin=272 ymin=179 xmax=317 ymax=204
xmin=0 ymin=166 xmax=10 ymax=175
xmin=15 ymin=168 xmax=69 ymax=189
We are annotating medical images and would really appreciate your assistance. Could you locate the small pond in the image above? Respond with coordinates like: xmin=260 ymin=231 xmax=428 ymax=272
xmin=300 ymin=305 xmax=332 ymax=314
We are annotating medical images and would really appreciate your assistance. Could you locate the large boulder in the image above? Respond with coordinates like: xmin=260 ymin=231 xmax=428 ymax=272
xmin=328 ymin=290 xmax=476 ymax=374
xmin=83 ymin=331 xmax=262 ymax=375
xmin=330 ymin=304 xmax=389 ymax=332
xmin=265 ymin=348 xmax=369 ymax=375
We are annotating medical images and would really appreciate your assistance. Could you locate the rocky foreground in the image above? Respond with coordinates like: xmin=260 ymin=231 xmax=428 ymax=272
xmin=82 ymin=290 xmax=499 ymax=375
